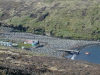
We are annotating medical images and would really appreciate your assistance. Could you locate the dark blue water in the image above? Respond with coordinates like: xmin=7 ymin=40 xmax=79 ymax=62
xmin=75 ymin=44 xmax=100 ymax=64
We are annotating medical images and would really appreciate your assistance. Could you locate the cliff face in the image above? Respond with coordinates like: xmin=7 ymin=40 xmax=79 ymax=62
xmin=0 ymin=48 xmax=100 ymax=75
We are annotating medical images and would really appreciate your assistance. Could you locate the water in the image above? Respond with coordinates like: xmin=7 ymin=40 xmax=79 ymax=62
xmin=75 ymin=44 xmax=100 ymax=64
xmin=71 ymin=54 xmax=77 ymax=60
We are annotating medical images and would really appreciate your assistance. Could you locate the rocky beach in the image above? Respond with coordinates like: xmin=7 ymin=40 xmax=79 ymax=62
xmin=0 ymin=31 xmax=100 ymax=58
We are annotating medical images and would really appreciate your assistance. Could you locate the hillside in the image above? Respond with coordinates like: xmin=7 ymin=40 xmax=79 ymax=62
xmin=0 ymin=47 xmax=100 ymax=75
xmin=0 ymin=0 xmax=100 ymax=40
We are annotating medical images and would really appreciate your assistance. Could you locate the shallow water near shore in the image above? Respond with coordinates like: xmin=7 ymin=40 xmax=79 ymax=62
xmin=74 ymin=44 xmax=100 ymax=64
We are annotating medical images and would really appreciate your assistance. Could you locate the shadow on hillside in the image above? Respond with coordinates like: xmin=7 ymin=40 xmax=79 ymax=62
xmin=0 ymin=22 xmax=29 ymax=32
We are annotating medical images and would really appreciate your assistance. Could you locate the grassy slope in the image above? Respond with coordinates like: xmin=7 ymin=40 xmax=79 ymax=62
xmin=0 ymin=0 xmax=100 ymax=40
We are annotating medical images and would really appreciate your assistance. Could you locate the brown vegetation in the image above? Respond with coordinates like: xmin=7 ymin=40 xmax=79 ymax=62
xmin=0 ymin=48 xmax=99 ymax=75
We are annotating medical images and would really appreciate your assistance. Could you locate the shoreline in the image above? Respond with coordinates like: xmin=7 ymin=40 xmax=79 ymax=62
xmin=1 ymin=32 xmax=100 ymax=58
xmin=64 ymin=43 xmax=100 ymax=61
xmin=72 ymin=43 xmax=100 ymax=50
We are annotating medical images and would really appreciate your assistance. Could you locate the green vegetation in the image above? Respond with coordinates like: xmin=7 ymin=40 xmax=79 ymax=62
xmin=18 ymin=42 xmax=32 ymax=48
xmin=1 ymin=0 xmax=100 ymax=40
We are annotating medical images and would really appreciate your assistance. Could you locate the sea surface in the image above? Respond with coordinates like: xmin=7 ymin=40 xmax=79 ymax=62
xmin=75 ymin=44 xmax=100 ymax=64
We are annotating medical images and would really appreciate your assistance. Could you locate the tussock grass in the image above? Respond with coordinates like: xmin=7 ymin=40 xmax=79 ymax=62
xmin=1 ymin=0 xmax=100 ymax=40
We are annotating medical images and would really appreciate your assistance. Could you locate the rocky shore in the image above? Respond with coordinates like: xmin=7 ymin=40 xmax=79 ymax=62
xmin=1 ymin=32 xmax=100 ymax=58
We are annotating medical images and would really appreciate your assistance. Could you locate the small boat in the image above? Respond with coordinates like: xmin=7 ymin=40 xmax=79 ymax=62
xmin=85 ymin=52 xmax=90 ymax=55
